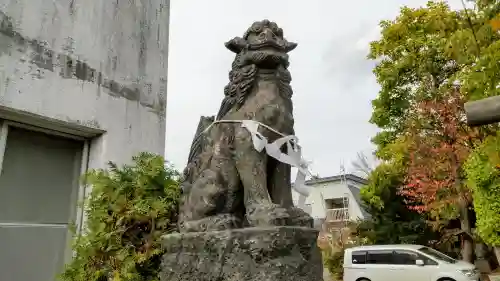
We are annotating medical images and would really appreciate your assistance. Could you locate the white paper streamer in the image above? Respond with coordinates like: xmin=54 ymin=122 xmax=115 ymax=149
xmin=194 ymin=119 xmax=312 ymax=208
xmin=241 ymin=120 xmax=311 ymax=206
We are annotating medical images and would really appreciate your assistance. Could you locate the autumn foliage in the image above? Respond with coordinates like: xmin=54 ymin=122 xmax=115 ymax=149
xmin=400 ymin=89 xmax=478 ymax=219
xmin=357 ymin=0 xmax=500 ymax=266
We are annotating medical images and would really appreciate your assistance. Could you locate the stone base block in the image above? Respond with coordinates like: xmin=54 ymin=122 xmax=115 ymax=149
xmin=160 ymin=226 xmax=324 ymax=281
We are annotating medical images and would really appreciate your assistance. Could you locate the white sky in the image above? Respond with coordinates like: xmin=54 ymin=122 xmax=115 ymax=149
xmin=165 ymin=0 xmax=466 ymax=177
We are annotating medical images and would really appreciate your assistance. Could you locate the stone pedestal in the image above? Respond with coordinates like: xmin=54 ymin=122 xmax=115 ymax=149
xmin=160 ymin=226 xmax=324 ymax=281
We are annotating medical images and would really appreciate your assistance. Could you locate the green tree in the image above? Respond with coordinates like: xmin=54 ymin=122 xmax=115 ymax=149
xmin=456 ymin=1 xmax=500 ymax=101
xmin=369 ymin=0 xmax=499 ymax=150
xmin=60 ymin=153 xmax=181 ymax=281
xmin=367 ymin=0 xmax=500 ymax=261
xmin=358 ymin=121 xmax=437 ymax=244
xmin=369 ymin=1 xmax=463 ymax=146
xmin=465 ymin=133 xmax=500 ymax=263
xmin=359 ymin=162 xmax=440 ymax=246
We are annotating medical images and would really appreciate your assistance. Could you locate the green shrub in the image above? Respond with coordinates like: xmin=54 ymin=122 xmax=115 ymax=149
xmin=321 ymin=225 xmax=370 ymax=281
xmin=323 ymin=239 xmax=370 ymax=280
xmin=60 ymin=152 xmax=181 ymax=281
xmin=323 ymin=246 xmax=345 ymax=280
xmin=465 ymin=134 xmax=500 ymax=248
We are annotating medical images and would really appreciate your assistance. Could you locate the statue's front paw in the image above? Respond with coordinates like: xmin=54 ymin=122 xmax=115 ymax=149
xmin=286 ymin=206 xmax=313 ymax=228
xmin=179 ymin=214 xmax=242 ymax=233
xmin=246 ymin=204 xmax=290 ymax=227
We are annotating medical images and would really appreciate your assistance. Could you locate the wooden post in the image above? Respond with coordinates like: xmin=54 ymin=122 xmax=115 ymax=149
xmin=465 ymin=96 xmax=500 ymax=126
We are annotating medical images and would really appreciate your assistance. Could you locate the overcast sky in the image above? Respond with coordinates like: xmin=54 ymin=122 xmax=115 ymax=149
xmin=165 ymin=0 xmax=466 ymax=178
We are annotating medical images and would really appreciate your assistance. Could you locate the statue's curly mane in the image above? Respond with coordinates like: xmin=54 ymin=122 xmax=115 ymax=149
xmin=183 ymin=19 xmax=296 ymax=192
xmin=215 ymin=52 xmax=294 ymax=120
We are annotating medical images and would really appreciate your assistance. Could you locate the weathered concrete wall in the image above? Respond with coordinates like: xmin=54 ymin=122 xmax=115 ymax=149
xmin=0 ymin=0 xmax=170 ymax=168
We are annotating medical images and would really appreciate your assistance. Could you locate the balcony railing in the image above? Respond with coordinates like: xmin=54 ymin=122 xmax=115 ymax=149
xmin=325 ymin=208 xmax=349 ymax=222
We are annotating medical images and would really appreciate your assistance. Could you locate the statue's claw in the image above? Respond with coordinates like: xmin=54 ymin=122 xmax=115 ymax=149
xmin=246 ymin=204 xmax=290 ymax=227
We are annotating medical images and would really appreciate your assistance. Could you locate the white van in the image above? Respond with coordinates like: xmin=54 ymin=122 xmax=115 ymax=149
xmin=343 ymin=244 xmax=480 ymax=281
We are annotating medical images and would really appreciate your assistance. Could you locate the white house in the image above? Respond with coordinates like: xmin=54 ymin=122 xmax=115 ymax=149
xmin=293 ymin=174 xmax=370 ymax=230
xmin=0 ymin=1 xmax=170 ymax=281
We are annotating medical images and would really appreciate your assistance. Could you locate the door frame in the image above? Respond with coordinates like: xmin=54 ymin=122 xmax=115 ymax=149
xmin=0 ymin=119 xmax=91 ymax=263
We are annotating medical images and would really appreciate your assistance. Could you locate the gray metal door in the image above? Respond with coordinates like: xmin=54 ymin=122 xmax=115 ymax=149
xmin=0 ymin=125 xmax=83 ymax=281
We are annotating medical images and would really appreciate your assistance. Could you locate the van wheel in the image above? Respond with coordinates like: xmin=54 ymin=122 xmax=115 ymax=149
xmin=437 ymin=279 xmax=456 ymax=281
xmin=356 ymin=278 xmax=370 ymax=281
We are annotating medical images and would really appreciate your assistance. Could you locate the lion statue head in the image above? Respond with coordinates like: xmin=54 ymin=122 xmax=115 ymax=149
xmin=216 ymin=20 xmax=297 ymax=120
xmin=225 ymin=19 xmax=297 ymax=69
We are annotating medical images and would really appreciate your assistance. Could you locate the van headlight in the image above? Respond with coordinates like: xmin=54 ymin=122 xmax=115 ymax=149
xmin=459 ymin=269 xmax=476 ymax=277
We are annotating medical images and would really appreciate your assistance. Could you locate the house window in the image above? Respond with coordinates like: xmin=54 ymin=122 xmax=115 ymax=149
xmin=324 ymin=197 xmax=348 ymax=209
xmin=0 ymin=121 xmax=85 ymax=281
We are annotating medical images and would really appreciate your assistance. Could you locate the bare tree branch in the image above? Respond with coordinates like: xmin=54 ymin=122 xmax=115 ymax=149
xmin=351 ymin=151 xmax=379 ymax=177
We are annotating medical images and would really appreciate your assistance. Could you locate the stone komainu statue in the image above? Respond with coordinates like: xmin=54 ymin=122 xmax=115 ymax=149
xmin=178 ymin=19 xmax=312 ymax=233
xmin=161 ymin=20 xmax=324 ymax=281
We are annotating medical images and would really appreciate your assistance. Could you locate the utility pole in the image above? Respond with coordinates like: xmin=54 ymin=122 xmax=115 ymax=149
xmin=338 ymin=161 xmax=350 ymax=246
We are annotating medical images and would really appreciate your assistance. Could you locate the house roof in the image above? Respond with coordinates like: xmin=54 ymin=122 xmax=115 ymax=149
xmin=346 ymin=183 xmax=371 ymax=218
xmin=304 ymin=174 xmax=368 ymax=185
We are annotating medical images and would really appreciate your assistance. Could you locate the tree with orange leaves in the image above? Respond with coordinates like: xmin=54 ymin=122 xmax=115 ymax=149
xmin=399 ymin=88 xmax=481 ymax=262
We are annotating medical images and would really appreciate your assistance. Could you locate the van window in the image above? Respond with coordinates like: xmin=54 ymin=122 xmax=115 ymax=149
xmin=366 ymin=250 xmax=393 ymax=264
xmin=423 ymin=257 xmax=438 ymax=265
xmin=352 ymin=251 xmax=367 ymax=264
xmin=394 ymin=250 xmax=438 ymax=266
xmin=418 ymin=247 xmax=456 ymax=264
xmin=393 ymin=250 xmax=419 ymax=265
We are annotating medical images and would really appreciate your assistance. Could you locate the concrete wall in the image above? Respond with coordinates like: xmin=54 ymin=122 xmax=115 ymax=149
xmin=292 ymin=179 xmax=366 ymax=221
xmin=0 ymin=0 xmax=170 ymax=168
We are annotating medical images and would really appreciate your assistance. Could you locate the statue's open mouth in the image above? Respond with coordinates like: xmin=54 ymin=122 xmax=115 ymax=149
xmin=244 ymin=50 xmax=288 ymax=69
xmin=243 ymin=41 xmax=289 ymax=69
xmin=247 ymin=40 xmax=285 ymax=52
